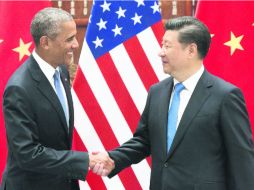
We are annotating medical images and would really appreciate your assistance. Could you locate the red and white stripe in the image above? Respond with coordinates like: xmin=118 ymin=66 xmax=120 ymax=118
xmin=72 ymin=21 xmax=167 ymax=190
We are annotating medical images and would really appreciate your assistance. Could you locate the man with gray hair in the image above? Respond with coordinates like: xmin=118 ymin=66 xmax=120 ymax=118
xmin=1 ymin=7 xmax=114 ymax=190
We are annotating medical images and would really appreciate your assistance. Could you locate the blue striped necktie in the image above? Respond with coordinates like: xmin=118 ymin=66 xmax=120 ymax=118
xmin=167 ymin=83 xmax=185 ymax=152
xmin=53 ymin=70 xmax=69 ymax=127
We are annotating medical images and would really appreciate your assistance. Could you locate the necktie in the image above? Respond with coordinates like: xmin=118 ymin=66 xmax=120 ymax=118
xmin=53 ymin=70 xmax=69 ymax=127
xmin=167 ymin=83 xmax=185 ymax=152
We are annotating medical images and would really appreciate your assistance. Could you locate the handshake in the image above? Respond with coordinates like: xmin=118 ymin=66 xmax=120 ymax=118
xmin=89 ymin=151 xmax=115 ymax=176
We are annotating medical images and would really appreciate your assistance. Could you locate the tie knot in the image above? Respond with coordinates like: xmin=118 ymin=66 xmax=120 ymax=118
xmin=174 ymin=83 xmax=185 ymax=94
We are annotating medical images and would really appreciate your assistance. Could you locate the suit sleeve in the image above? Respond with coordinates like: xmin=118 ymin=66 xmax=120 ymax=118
xmin=3 ymin=85 xmax=89 ymax=181
xmin=108 ymin=87 xmax=153 ymax=178
xmin=220 ymin=87 xmax=254 ymax=189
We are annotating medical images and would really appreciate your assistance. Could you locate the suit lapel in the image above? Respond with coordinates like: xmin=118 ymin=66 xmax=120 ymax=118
xmin=167 ymin=70 xmax=213 ymax=159
xmin=159 ymin=78 xmax=174 ymax=158
xmin=28 ymin=56 xmax=69 ymax=136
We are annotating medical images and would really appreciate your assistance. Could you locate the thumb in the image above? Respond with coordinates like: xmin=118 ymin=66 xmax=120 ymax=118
xmin=92 ymin=151 xmax=100 ymax=155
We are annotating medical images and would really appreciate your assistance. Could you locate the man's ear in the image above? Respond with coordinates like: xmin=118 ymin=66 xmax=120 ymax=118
xmin=188 ymin=43 xmax=198 ymax=58
xmin=39 ymin=36 xmax=49 ymax=50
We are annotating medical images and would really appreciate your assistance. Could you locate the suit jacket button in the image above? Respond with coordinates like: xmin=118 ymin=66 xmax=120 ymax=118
xmin=164 ymin=163 xmax=168 ymax=168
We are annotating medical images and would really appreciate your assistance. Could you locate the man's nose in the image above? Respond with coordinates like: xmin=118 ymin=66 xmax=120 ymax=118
xmin=72 ymin=37 xmax=79 ymax=49
xmin=158 ymin=47 xmax=165 ymax=57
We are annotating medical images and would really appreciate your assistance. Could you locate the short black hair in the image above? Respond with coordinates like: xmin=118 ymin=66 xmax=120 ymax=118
xmin=165 ymin=16 xmax=211 ymax=59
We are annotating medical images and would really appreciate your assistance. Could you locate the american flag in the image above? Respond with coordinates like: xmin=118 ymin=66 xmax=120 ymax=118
xmin=72 ymin=0 xmax=167 ymax=189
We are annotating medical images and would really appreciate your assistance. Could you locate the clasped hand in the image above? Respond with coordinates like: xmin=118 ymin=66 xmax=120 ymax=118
xmin=89 ymin=152 xmax=115 ymax=176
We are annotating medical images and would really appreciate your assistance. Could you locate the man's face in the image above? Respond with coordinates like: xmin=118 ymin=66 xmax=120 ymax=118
xmin=48 ymin=20 xmax=79 ymax=68
xmin=158 ymin=30 xmax=189 ymax=78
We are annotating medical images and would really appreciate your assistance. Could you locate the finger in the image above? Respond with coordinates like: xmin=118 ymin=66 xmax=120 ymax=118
xmin=101 ymin=169 xmax=108 ymax=176
xmin=104 ymin=161 xmax=115 ymax=170
xmin=104 ymin=158 xmax=113 ymax=166
xmin=92 ymin=163 xmax=100 ymax=173
xmin=106 ymin=156 xmax=114 ymax=164
xmin=96 ymin=164 xmax=104 ymax=176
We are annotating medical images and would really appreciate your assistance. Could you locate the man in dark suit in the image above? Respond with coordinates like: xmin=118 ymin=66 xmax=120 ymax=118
xmin=93 ymin=16 xmax=254 ymax=189
xmin=1 ymin=8 xmax=114 ymax=190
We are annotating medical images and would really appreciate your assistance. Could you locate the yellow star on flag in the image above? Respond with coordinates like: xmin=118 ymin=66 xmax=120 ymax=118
xmin=0 ymin=39 xmax=3 ymax=44
xmin=12 ymin=38 xmax=32 ymax=61
xmin=224 ymin=31 xmax=244 ymax=55
xmin=211 ymin=34 xmax=215 ymax=38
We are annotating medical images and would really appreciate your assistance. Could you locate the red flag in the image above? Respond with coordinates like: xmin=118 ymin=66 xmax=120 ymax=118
xmin=0 ymin=1 xmax=51 ymax=182
xmin=195 ymin=1 xmax=254 ymax=135
xmin=72 ymin=1 xmax=166 ymax=189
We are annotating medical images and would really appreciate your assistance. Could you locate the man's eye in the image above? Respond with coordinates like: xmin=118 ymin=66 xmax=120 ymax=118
xmin=66 ymin=37 xmax=74 ymax=42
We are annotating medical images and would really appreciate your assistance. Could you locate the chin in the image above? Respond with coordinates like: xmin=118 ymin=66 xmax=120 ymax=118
xmin=64 ymin=59 xmax=72 ymax=66
xmin=67 ymin=58 xmax=74 ymax=65
xmin=163 ymin=68 xmax=171 ymax=75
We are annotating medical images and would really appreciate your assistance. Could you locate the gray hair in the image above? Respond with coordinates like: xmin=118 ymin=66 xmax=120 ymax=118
xmin=30 ymin=7 xmax=73 ymax=47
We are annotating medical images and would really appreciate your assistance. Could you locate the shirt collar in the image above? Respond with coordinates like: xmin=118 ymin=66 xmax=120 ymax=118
xmin=173 ymin=64 xmax=204 ymax=93
xmin=32 ymin=50 xmax=59 ymax=81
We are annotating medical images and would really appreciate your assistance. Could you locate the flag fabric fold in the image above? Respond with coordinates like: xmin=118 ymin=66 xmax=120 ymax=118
xmin=72 ymin=0 xmax=166 ymax=189
xmin=0 ymin=2 xmax=51 ymax=183
xmin=195 ymin=1 xmax=254 ymax=134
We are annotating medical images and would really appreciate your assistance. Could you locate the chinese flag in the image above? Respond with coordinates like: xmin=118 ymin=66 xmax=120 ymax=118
xmin=0 ymin=1 xmax=51 ymax=182
xmin=196 ymin=1 xmax=254 ymax=135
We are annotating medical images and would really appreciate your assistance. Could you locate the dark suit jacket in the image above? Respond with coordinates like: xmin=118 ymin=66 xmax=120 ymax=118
xmin=109 ymin=70 xmax=254 ymax=190
xmin=1 ymin=56 xmax=89 ymax=190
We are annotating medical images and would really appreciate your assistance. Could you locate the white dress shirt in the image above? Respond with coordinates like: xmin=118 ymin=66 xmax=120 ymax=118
xmin=32 ymin=51 xmax=69 ymax=121
xmin=169 ymin=65 xmax=204 ymax=129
